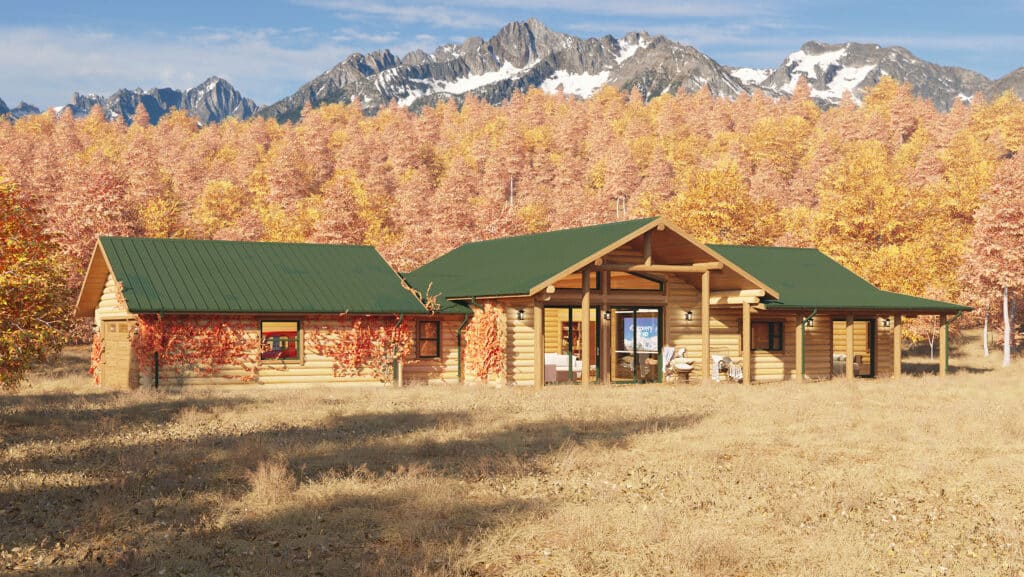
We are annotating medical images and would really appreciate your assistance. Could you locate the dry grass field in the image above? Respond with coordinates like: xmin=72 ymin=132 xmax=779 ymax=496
xmin=2 ymin=337 xmax=1023 ymax=576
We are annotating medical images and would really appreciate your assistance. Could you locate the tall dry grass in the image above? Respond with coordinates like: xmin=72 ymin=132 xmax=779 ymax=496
xmin=0 ymin=336 xmax=1021 ymax=576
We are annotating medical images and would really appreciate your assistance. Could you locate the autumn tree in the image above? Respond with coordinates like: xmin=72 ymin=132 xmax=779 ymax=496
xmin=964 ymin=154 xmax=1024 ymax=366
xmin=0 ymin=179 xmax=73 ymax=389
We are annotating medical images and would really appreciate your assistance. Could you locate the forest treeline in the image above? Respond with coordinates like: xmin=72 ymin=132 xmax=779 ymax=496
xmin=1 ymin=77 xmax=1022 ymax=345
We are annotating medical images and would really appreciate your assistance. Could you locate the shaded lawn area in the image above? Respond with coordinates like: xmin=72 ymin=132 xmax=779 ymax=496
xmin=1 ymin=344 xmax=1023 ymax=576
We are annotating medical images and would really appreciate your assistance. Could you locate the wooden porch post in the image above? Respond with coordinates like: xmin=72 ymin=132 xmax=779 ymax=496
xmin=845 ymin=314 xmax=855 ymax=379
xmin=701 ymin=270 xmax=711 ymax=383
xmin=939 ymin=313 xmax=948 ymax=377
xmin=533 ymin=302 xmax=544 ymax=389
xmin=601 ymin=271 xmax=611 ymax=385
xmin=893 ymin=314 xmax=902 ymax=380
xmin=581 ymin=269 xmax=591 ymax=386
xmin=795 ymin=314 xmax=804 ymax=383
xmin=742 ymin=302 xmax=752 ymax=384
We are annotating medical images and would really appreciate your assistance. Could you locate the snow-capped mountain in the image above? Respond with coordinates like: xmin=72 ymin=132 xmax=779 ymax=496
xmin=5 ymin=20 xmax=1023 ymax=124
xmin=260 ymin=19 xmax=745 ymax=121
xmin=760 ymin=41 xmax=990 ymax=109
xmin=10 ymin=77 xmax=259 ymax=125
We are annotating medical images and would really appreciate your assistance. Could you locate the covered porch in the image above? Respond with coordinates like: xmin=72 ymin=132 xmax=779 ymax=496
xmin=525 ymin=223 xmax=776 ymax=387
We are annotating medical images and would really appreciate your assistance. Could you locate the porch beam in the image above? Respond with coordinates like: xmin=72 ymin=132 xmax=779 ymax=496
xmin=893 ymin=314 xmax=902 ymax=380
xmin=533 ymin=302 xmax=544 ymax=389
xmin=643 ymin=232 xmax=653 ymax=266
xmin=710 ymin=289 xmax=766 ymax=299
xmin=581 ymin=269 xmax=592 ymax=387
xmin=596 ymin=262 xmax=724 ymax=273
xmin=742 ymin=302 xmax=752 ymax=384
xmin=939 ymin=313 xmax=948 ymax=377
xmin=845 ymin=314 xmax=855 ymax=379
xmin=708 ymin=296 xmax=761 ymax=305
xmin=701 ymin=271 xmax=711 ymax=383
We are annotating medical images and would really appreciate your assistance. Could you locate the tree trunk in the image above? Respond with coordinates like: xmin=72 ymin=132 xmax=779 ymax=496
xmin=983 ymin=306 xmax=989 ymax=357
xmin=1004 ymin=286 xmax=1011 ymax=367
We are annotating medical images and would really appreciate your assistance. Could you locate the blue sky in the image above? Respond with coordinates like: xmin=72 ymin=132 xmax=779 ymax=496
xmin=2 ymin=0 xmax=1022 ymax=108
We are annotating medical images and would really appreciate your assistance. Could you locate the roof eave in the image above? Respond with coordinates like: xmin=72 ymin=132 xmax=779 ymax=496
xmin=74 ymin=240 xmax=116 ymax=318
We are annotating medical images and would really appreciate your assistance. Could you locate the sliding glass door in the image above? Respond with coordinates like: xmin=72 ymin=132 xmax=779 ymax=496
xmin=611 ymin=307 xmax=662 ymax=383
xmin=542 ymin=306 xmax=599 ymax=384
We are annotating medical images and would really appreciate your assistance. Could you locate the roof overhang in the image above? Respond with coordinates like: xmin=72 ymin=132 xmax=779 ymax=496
xmin=74 ymin=240 xmax=114 ymax=318
xmin=524 ymin=217 xmax=779 ymax=300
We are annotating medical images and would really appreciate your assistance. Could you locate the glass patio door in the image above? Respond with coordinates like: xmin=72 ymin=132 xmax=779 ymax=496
xmin=611 ymin=307 xmax=662 ymax=382
xmin=543 ymin=306 xmax=599 ymax=384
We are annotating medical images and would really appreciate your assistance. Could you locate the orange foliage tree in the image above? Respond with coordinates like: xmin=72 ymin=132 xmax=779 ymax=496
xmin=0 ymin=179 xmax=72 ymax=389
xmin=3 ymin=79 xmax=1024 ymax=352
xmin=963 ymin=154 xmax=1024 ymax=366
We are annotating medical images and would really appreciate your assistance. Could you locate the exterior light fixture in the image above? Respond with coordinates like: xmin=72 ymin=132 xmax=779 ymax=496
xmin=805 ymin=317 xmax=814 ymax=328
xmin=881 ymin=317 xmax=891 ymax=328
xmin=516 ymin=309 xmax=525 ymax=321
xmin=685 ymin=310 xmax=694 ymax=321
xmin=603 ymin=310 xmax=611 ymax=321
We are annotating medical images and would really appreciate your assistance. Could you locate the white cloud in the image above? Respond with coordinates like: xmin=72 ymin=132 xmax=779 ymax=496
xmin=292 ymin=0 xmax=506 ymax=29
xmin=0 ymin=26 xmax=359 ymax=108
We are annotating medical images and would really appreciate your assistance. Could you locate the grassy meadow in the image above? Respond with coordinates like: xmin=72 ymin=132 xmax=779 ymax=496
xmin=1 ymin=336 xmax=1022 ymax=576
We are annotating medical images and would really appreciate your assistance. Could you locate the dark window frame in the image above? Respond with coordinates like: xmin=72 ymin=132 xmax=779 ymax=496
xmin=751 ymin=320 xmax=784 ymax=352
xmin=261 ymin=319 xmax=302 ymax=362
xmin=416 ymin=320 xmax=441 ymax=359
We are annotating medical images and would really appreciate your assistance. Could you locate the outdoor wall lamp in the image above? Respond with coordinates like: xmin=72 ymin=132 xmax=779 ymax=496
xmin=881 ymin=317 xmax=891 ymax=328
xmin=805 ymin=317 xmax=814 ymax=327
xmin=516 ymin=309 xmax=525 ymax=321
xmin=603 ymin=310 xmax=611 ymax=321
xmin=685 ymin=310 xmax=694 ymax=321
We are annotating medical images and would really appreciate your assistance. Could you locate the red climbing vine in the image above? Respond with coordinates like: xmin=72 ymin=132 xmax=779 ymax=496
xmin=131 ymin=315 xmax=264 ymax=382
xmin=463 ymin=303 xmax=506 ymax=383
xmin=306 ymin=315 xmax=413 ymax=383
xmin=89 ymin=332 xmax=104 ymax=385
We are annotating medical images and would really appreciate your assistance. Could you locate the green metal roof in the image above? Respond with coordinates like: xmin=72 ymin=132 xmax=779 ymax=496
xmin=708 ymin=244 xmax=969 ymax=312
xmin=100 ymin=237 xmax=429 ymax=314
xmin=406 ymin=218 xmax=658 ymax=301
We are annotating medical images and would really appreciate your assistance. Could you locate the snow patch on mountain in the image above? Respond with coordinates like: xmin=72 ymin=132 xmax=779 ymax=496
xmin=810 ymin=63 xmax=876 ymax=102
xmin=616 ymin=36 xmax=647 ymax=64
xmin=541 ymin=70 xmax=611 ymax=97
xmin=428 ymin=61 xmax=530 ymax=95
xmin=730 ymin=67 xmax=772 ymax=85
xmin=788 ymin=46 xmax=848 ymax=79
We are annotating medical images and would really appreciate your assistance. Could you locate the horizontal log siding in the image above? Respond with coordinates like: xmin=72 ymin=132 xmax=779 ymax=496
xmin=803 ymin=316 xmax=834 ymax=380
xmin=500 ymin=298 xmax=537 ymax=387
xmin=142 ymin=315 xmax=460 ymax=387
xmin=95 ymin=273 xmax=132 ymax=323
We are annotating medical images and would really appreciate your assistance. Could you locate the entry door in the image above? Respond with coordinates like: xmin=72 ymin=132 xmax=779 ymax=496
xmin=102 ymin=320 xmax=137 ymax=388
xmin=611 ymin=308 xmax=662 ymax=382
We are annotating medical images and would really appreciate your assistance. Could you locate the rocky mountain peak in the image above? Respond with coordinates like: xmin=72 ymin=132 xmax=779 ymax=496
xmin=760 ymin=40 xmax=991 ymax=109
xmin=0 ymin=97 xmax=8 ymax=116
xmin=985 ymin=66 xmax=1024 ymax=101
xmin=489 ymin=18 xmax=569 ymax=67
